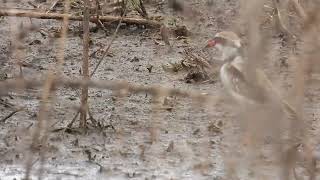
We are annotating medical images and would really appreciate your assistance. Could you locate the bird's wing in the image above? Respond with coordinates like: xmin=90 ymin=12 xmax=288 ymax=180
xmin=226 ymin=65 xmax=298 ymax=120
xmin=225 ymin=64 xmax=268 ymax=103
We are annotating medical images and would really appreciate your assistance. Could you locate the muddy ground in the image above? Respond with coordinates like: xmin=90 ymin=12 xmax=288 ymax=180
xmin=0 ymin=0 xmax=320 ymax=179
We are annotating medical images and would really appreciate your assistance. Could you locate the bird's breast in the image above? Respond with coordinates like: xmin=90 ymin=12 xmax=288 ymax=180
xmin=220 ymin=63 xmax=234 ymax=94
xmin=220 ymin=62 xmax=252 ymax=104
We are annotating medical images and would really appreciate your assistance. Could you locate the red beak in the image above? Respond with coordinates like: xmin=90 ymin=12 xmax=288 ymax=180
xmin=205 ymin=39 xmax=216 ymax=48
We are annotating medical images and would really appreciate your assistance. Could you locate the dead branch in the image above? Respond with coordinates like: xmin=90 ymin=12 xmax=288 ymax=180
xmin=0 ymin=78 xmax=219 ymax=103
xmin=0 ymin=8 xmax=162 ymax=28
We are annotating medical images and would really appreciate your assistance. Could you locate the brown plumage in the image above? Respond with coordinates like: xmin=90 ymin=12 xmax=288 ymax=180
xmin=206 ymin=31 xmax=298 ymax=120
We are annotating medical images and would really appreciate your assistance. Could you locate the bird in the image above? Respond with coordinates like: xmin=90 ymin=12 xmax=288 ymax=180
xmin=205 ymin=31 xmax=297 ymax=120
xmin=206 ymin=32 xmax=303 ymax=178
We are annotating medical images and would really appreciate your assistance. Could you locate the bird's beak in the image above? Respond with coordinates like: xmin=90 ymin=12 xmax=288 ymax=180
xmin=203 ymin=39 xmax=216 ymax=49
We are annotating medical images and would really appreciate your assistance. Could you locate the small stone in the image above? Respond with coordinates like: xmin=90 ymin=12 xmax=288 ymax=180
xmin=208 ymin=123 xmax=221 ymax=134
xmin=68 ymin=96 xmax=77 ymax=101
xmin=0 ymin=72 xmax=8 ymax=81
xmin=166 ymin=141 xmax=174 ymax=152
xmin=130 ymin=56 xmax=140 ymax=62
xmin=217 ymin=121 xmax=223 ymax=127
xmin=92 ymin=145 xmax=103 ymax=152
xmin=146 ymin=64 xmax=153 ymax=73
xmin=127 ymin=171 xmax=136 ymax=178
xmin=193 ymin=128 xmax=200 ymax=135
xmin=174 ymin=25 xmax=189 ymax=37
xmin=96 ymin=91 xmax=102 ymax=97
xmin=29 ymin=39 xmax=41 ymax=45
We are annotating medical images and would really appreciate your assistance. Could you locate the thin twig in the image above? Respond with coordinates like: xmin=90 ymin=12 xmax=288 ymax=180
xmin=67 ymin=110 xmax=80 ymax=128
xmin=90 ymin=4 xmax=127 ymax=77
xmin=0 ymin=107 xmax=23 ymax=123
xmin=46 ymin=0 xmax=61 ymax=13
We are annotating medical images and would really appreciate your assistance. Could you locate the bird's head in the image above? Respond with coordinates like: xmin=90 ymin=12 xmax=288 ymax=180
xmin=205 ymin=31 xmax=242 ymax=61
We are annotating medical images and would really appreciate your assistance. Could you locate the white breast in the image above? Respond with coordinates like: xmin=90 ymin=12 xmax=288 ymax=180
xmin=231 ymin=56 xmax=244 ymax=71
xmin=220 ymin=63 xmax=233 ymax=93
xmin=220 ymin=61 xmax=255 ymax=105
xmin=220 ymin=63 xmax=239 ymax=100
xmin=221 ymin=46 xmax=239 ymax=61
xmin=220 ymin=56 xmax=245 ymax=93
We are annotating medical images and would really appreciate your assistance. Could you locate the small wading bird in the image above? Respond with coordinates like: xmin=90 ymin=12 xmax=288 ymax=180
xmin=205 ymin=31 xmax=297 ymax=120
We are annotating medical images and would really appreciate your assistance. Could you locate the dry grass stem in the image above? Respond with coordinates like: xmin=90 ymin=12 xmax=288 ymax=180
xmin=0 ymin=78 xmax=219 ymax=103
xmin=24 ymin=1 xmax=70 ymax=179
xmin=23 ymin=74 xmax=56 ymax=180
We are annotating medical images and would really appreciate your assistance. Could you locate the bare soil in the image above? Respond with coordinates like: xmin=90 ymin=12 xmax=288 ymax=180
xmin=0 ymin=0 xmax=319 ymax=180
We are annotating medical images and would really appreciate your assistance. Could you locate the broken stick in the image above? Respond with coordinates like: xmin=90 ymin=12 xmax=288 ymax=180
xmin=0 ymin=8 xmax=162 ymax=28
